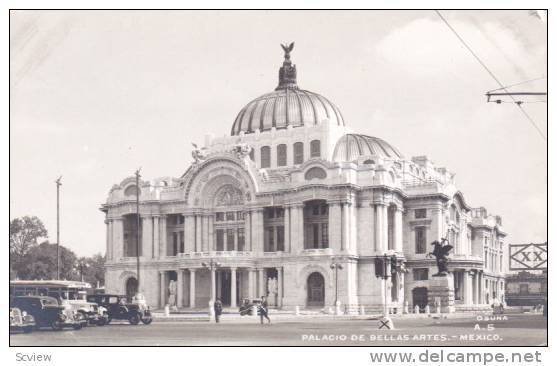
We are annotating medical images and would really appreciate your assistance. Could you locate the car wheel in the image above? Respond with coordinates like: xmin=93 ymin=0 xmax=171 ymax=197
xmin=51 ymin=321 xmax=63 ymax=331
xmin=97 ymin=317 xmax=107 ymax=326
xmin=128 ymin=314 xmax=140 ymax=325
xmin=73 ymin=323 xmax=83 ymax=330
xmin=23 ymin=326 xmax=33 ymax=334
xmin=141 ymin=316 xmax=153 ymax=325
xmin=106 ymin=316 xmax=112 ymax=324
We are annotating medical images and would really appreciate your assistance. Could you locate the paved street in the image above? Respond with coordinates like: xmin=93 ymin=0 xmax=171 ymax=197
xmin=10 ymin=313 xmax=546 ymax=346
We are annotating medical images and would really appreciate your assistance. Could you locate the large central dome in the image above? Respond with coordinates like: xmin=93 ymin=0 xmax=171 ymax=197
xmin=231 ymin=43 xmax=345 ymax=136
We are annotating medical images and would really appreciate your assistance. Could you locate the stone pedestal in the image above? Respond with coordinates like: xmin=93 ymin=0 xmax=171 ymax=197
xmin=427 ymin=275 xmax=455 ymax=313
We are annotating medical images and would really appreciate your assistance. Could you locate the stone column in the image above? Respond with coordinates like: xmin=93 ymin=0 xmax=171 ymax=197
xmin=112 ymin=218 xmax=124 ymax=259
xmin=341 ymin=203 xmax=349 ymax=251
xmin=142 ymin=216 xmax=153 ymax=258
xmin=223 ymin=229 xmax=228 ymax=251
xmin=195 ymin=214 xmax=202 ymax=252
xmin=189 ymin=269 xmax=196 ymax=308
xmin=478 ymin=271 xmax=484 ymax=304
xmin=328 ymin=202 xmax=341 ymax=253
xmin=289 ymin=204 xmax=304 ymax=252
xmin=252 ymin=209 xmax=265 ymax=253
xmin=230 ymin=267 xmax=237 ymax=308
xmin=184 ymin=213 xmax=195 ymax=253
xmin=284 ymin=206 xmax=291 ymax=253
xmin=211 ymin=268 xmax=216 ymax=302
xmin=348 ymin=201 xmax=357 ymax=253
xmin=202 ymin=214 xmax=209 ymax=252
xmin=245 ymin=210 xmax=252 ymax=251
xmin=472 ymin=271 xmax=477 ymax=304
xmin=160 ymin=271 xmax=166 ymax=308
xmin=375 ymin=203 xmax=386 ymax=253
xmin=153 ymin=215 xmax=160 ymax=259
xmin=234 ymin=229 xmax=238 ymax=251
xmin=277 ymin=267 xmax=283 ymax=308
xmin=394 ymin=207 xmax=403 ymax=253
xmin=177 ymin=269 xmax=184 ymax=308
xmin=248 ymin=269 xmax=255 ymax=298
xmin=105 ymin=219 xmax=111 ymax=261
xmin=208 ymin=215 xmax=215 ymax=251
xmin=159 ymin=215 xmax=167 ymax=257
xmin=463 ymin=271 xmax=472 ymax=305
xmin=258 ymin=268 xmax=265 ymax=297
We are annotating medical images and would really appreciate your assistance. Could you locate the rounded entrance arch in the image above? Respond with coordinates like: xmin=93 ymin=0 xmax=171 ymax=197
xmin=125 ymin=277 xmax=138 ymax=298
xmin=307 ymin=272 xmax=325 ymax=307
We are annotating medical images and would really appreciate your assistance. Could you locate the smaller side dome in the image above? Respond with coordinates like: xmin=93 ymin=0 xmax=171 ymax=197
xmin=332 ymin=134 xmax=403 ymax=162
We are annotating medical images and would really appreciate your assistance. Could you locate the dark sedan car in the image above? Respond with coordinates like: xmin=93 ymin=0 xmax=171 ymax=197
xmin=86 ymin=294 xmax=152 ymax=325
xmin=10 ymin=296 xmax=83 ymax=331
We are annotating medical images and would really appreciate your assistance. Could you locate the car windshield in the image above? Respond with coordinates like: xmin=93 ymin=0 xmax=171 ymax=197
xmin=41 ymin=298 xmax=59 ymax=306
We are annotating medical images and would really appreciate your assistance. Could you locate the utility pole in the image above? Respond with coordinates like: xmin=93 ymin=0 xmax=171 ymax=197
xmin=135 ymin=168 xmax=141 ymax=294
xmin=55 ymin=176 xmax=62 ymax=280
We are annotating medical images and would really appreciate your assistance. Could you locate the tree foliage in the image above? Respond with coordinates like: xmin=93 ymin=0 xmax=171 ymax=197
xmin=10 ymin=216 xmax=48 ymax=258
xmin=77 ymin=254 xmax=106 ymax=287
xmin=10 ymin=216 xmax=105 ymax=287
xmin=17 ymin=241 xmax=78 ymax=281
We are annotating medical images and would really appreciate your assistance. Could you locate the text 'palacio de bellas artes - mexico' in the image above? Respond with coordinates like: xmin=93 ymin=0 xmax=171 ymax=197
xmin=100 ymin=43 xmax=507 ymax=313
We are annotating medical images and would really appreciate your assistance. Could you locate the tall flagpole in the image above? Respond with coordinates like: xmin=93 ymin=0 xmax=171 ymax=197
xmin=135 ymin=168 xmax=141 ymax=293
xmin=55 ymin=176 xmax=62 ymax=280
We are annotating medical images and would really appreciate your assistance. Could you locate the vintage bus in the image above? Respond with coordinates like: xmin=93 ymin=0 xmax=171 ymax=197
xmin=10 ymin=280 xmax=108 ymax=326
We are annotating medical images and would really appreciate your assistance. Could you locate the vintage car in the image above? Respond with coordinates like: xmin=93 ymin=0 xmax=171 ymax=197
xmin=10 ymin=307 xmax=36 ymax=333
xmin=239 ymin=298 xmax=263 ymax=316
xmin=10 ymin=296 xmax=83 ymax=330
xmin=61 ymin=298 xmax=108 ymax=326
xmin=86 ymin=294 xmax=152 ymax=325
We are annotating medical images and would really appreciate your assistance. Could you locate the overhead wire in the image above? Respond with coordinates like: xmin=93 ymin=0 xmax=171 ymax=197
xmin=435 ymin=10 xmax=546 ymax=141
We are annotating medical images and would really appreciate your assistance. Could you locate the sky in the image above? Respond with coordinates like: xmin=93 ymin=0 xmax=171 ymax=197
xmin=10 ymin=10 xmax=547 ymax=257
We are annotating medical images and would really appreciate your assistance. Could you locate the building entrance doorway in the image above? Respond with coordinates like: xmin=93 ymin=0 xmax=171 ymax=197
xmin=412 ymin=287 xmax=428 ymax=312
xmin=307 ymin=272 xmax=325 ymax=307
xmin=125 ymin=277 xmax=138 ymax=298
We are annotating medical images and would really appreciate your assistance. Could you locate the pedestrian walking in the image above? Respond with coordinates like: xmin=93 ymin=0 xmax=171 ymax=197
xmin=259 ymin=296 xmax=270 ymax=324
xmin=214 ymin=298 xmax=223 ymax=323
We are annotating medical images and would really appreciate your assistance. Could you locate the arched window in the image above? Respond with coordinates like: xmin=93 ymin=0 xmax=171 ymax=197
xmin=277 ymin=144 xmax=287 ymax=167
xmin=293 ymin=142 xmax=304 ymax=164
xmin=304 ymin=167 xmax=327 ymax=180
xmin=310 ymin=140 xmax=321 ymax=158
xmin=260 ymin=146 xmax=271 ymax=168
xmin=249 ymin=148 xmax=254 ymax=161
xmin=124 ymin=185 xmax=140 ymax=197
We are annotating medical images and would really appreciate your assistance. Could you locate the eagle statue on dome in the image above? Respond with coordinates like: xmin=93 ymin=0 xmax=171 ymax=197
xmin=281 ymin=42 xmax=295 ymax=60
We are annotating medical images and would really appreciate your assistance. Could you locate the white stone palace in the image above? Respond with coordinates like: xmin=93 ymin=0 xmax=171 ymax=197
xmin=102 ymin=45 xmax=507 ymax=313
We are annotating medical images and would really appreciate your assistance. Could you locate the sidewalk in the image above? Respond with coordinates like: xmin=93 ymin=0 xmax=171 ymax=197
xmin=151 ymin=308 xmax=497 ymax=323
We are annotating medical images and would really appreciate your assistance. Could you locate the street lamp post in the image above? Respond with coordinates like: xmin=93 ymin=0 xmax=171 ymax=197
xmin=55 ymin=176 xmax=62 ymax=280
xmin=375 ymin=251 xmax=398 ymax=329
xmin=330 ymin=260 xmax=344 ymax=310
xmin=135 ymin=168 xmax=141 ymax=295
